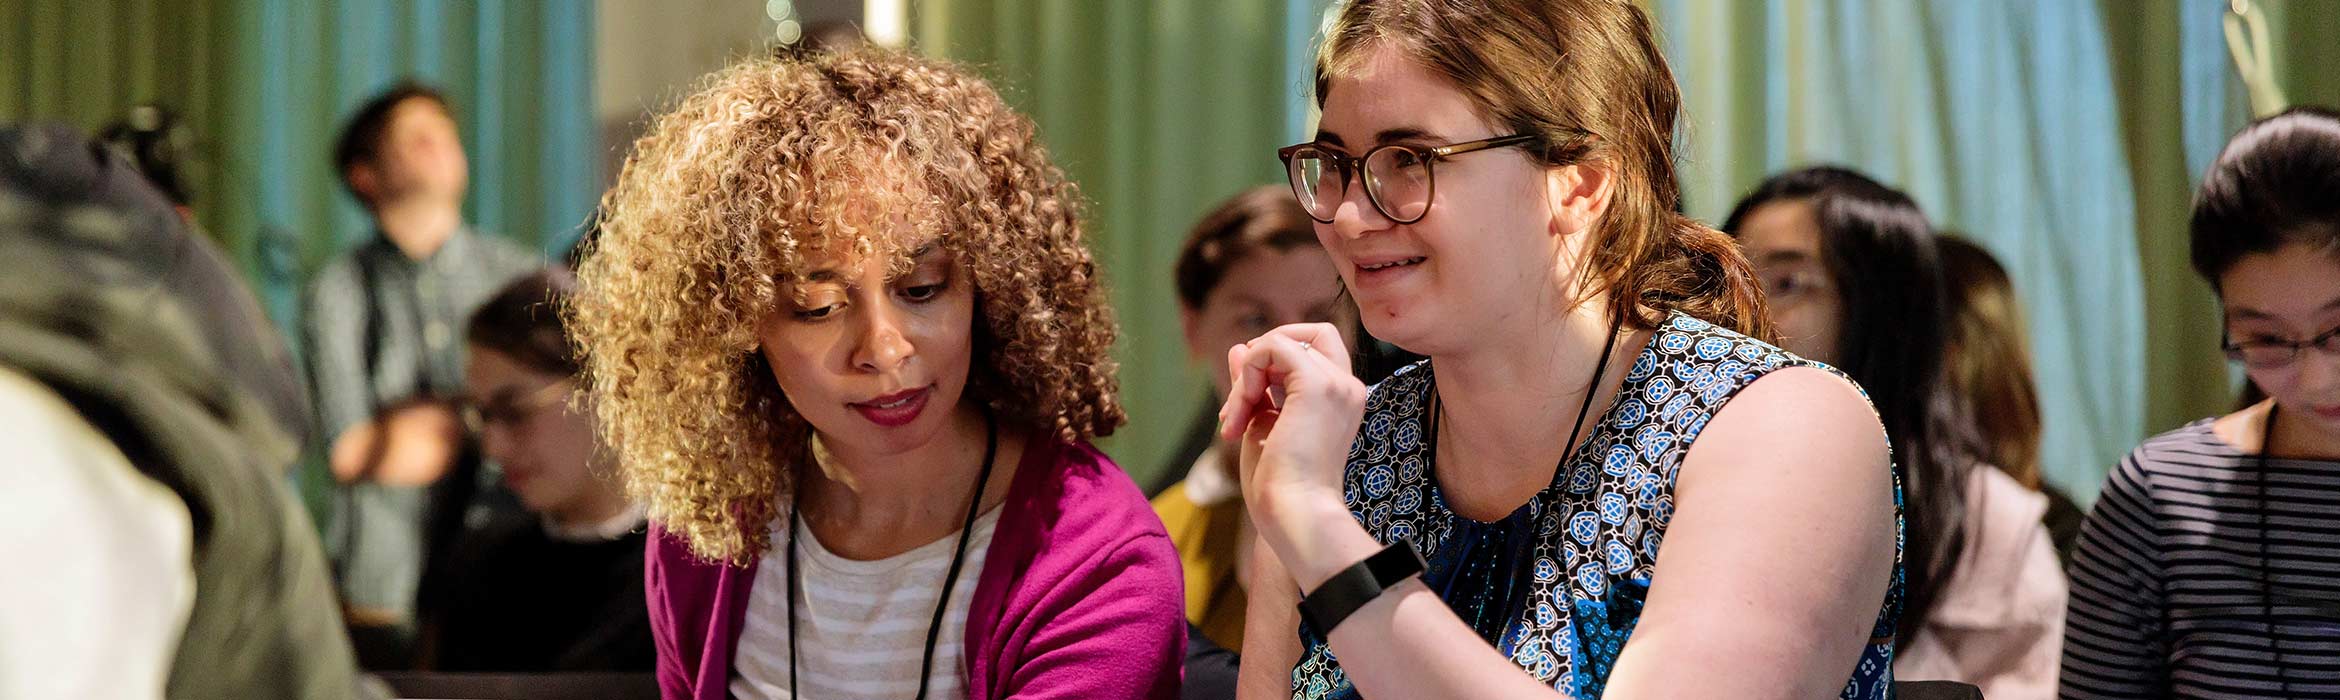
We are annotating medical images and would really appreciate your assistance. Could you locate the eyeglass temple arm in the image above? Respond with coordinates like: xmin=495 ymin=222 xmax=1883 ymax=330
xmin=1427 ymin=133 xmax=1543 ymax=158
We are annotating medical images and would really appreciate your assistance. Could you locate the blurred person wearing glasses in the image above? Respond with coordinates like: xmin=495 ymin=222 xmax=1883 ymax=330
xmin=2063 ymin=107 xmax=2340 ymax=699
xmin=1223 ymin=1 xmax=1902 ymax=698
xmin=418 ymin=269 xmax=653 ymax=672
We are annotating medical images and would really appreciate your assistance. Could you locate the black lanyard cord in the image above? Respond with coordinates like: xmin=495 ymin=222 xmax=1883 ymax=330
xmin=789 ymin=406 xmax=1000 ymax=699
xmin=1423 ymin=314 xmax=1624 ymax=630
xmin=2257 ymin=403 xmax=2292 ymax=695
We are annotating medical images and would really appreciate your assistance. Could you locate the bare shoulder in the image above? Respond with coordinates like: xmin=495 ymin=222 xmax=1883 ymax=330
xmin=1613 ymin=366 xmax=1897 ymax=697
xmin=1693 ymin=365 xmax=1889 ymax=474
xmin=1676 ymin=365 xmax=1894 ymax=532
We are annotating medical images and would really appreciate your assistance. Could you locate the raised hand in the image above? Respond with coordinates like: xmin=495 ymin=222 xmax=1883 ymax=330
xmin=1218 ymin=322 xmax=1370 ymax=575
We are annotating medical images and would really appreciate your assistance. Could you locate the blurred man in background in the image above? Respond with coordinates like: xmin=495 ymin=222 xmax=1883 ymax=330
xmin=302 ymin=82 xmax=540 ymax=666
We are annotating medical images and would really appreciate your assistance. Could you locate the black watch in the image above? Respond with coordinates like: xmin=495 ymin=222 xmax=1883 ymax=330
xmin=1299 ymin=540 xmax=1426 ymax=637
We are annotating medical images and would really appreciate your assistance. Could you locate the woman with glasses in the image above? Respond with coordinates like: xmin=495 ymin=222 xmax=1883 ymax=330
xmin=1222 ymin=1 xmax=1902 ymax=698
xmin=2063 ymin=106 xmax=2340 ymax=699
xmin=1726 ymin=167 xmax=2065 ymax=699
xmin=424 ymin=269 xmax=654 ymax=672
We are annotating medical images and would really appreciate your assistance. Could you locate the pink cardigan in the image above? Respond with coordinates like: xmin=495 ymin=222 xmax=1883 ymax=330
xmin=644 ymin=437 xmax=1186 ymax=700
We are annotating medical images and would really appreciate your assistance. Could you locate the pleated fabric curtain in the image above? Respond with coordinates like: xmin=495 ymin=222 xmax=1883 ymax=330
xmin=2 ymin=0 xmax=596 ymax=512
xmin=913 ymin=0 xmax=1327 ymax=485
xmin=1657 ymin=0 xmax=2146 ymax=501
xmin=2 ymin=0 xmax=596 ymax=341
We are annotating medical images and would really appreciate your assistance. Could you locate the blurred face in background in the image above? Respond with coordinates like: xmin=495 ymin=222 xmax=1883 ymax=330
xmin=2220 ymin=243 xmax=2340 ymax=442
xmin=464 ymin=345 xmax=618 ymax=524
xmin=1733 ymin=198 xmax=1843 ymax=364
xmin=1182 ymin=245 xmax=1345 ymax=403
xmin=358 ymin=97 xmax=468 ymax=208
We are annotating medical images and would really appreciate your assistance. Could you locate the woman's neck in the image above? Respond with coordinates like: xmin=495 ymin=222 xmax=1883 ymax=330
xmin=797 ymin=404 xmax=1023 ymax=560
xmin=2214 ymin=399 xmax=2340 ymax=461
xmin=2271 ymin=401 xmax=2340 ymax=461
xmin=1430 ymin=299 xmax=1645 ymax=521
xmin=373 ymin=199 xmax=460 ymax=261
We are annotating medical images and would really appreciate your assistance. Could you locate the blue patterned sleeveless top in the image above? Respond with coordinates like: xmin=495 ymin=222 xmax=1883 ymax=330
xmin=1288 ymin=312 xmax=1903 ymax=699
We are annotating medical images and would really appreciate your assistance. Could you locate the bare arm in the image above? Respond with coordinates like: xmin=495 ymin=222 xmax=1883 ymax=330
xmin=1236 ymin=537 xmax=1304 ymax=700
xmin=1602 ymin=367 xmax=1897 ymax=697
xmin=1250 ymin=495 xmax=1582 ymax=699
xmin=327 ymin=399 xmax=462 ymax=486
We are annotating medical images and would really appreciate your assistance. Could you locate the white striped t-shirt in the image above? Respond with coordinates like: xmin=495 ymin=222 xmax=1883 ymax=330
xmin=730 ymin=506 xmax=1001 ymax=700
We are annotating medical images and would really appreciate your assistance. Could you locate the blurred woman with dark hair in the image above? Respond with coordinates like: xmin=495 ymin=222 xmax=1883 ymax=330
xmin=1935 ymin=235 xmax=2084 ymax=562
xmin=1152 ymin=185 xmax=1346 ymax=699
xmin=1156 ymin=185 xmax=1345 ymax=653
xmin=1728 ymin=166 xmax=2064 ymax=699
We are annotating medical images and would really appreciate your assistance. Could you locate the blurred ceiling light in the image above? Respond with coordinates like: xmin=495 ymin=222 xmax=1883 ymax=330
xmin=865 ymin=0 xmax=906 ymax=48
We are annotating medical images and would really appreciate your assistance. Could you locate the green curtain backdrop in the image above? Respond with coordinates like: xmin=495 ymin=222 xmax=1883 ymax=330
xmin=2098 ymin=0 xmax=2249 ymax=456
xmin=1656 ymin=0 xmax=2150 ymax=503
xmin=1655 ymin=0 xmax=2340 ymax=502
xmin=912 ymin=0 xmax=2340 ymax=500
xmin=2 ymin=0 xmax=596 ymax=333
xmin=2 ymin=0 xmax=240 ymax=236
xmin=2102 ymin=0 xmax=2340 ymax=443
xmin=3 ymin=0 xmax=597 ymax=512
xmin=913 ymin=0 xmax=1325 ymax=486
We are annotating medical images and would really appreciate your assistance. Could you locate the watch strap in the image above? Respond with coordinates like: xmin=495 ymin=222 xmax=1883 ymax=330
xmin=1298 ymin=540 xmax=1427 ymax=637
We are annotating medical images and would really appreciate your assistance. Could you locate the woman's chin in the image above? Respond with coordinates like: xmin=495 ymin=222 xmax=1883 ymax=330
xmin=1358 ymin=311 xmax=1437 ymax=357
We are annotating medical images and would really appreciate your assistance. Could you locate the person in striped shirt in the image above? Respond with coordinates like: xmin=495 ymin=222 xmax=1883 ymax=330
xmin=2062 ymin=106 xmax=2340 ymax=698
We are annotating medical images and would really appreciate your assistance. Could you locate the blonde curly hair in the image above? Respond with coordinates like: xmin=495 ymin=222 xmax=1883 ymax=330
xmin=568 ymin=49 xmax=1124 ymax=565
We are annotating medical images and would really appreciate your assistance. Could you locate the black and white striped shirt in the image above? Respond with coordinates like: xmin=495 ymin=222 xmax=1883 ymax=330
xmin=2062 ymin=419 xmax=2340 ymax=698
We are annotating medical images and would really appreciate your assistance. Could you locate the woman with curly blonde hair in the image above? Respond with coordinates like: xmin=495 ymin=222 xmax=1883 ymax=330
xmin=569 ymin=49 xmax=1184 ymax=700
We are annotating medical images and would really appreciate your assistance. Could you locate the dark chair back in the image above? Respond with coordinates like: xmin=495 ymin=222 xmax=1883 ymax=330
xmin=374 ymin=672 xmax=659 ymax=700
xmin=1894 ymin=680 xmax=1986 ymax=700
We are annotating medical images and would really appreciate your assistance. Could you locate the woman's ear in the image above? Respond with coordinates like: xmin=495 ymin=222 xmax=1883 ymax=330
xmin=1544 ymin=161 xmax=1616 ymax=238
